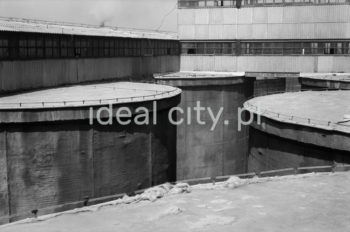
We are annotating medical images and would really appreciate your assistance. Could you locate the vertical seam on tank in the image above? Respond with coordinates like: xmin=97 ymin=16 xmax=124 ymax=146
xmin=91 ymin=126 xmax=95 ymax=198
xmin=5 ymin=129 xmax=11 ymax=222
xmin=149 ymin=123 xmax=153 ymax=186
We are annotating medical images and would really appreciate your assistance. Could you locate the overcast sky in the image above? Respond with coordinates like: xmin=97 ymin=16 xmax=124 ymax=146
xmin=0 ymin=0 xmax=178 ymax=32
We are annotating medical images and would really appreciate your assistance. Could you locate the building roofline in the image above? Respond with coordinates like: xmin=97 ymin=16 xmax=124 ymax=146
xmin=0 ymin=17 xmax=179 ymax=40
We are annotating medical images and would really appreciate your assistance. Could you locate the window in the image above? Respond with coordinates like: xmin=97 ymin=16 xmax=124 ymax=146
xmin=336 ymin=43 xmax=343 ymax=54
xmin=178 ymin=0 xmax=349 ymax=8
xmin=181 ymin=41 xmax=350 ymax=56
xmin=0 ymin=37 xmax=9 ymax=59
xmin=0 ymin=32 xmax=178 ymax=60
xmin=19 ymin=36 xmax=28 ymax=58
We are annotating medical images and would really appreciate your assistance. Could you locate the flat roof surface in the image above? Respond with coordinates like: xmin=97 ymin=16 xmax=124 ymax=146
xmin=0 ymin=82 xmax=181 ymax=110
xmin=155 ymin=71 xmax=245 ymax=79
xmin=2 ymin=172 xmax=350 ymax=232
xmin=244 ymin=90 xmax=350 ymax=133
xmin=0 ymin=17 xmax=177 ymax=40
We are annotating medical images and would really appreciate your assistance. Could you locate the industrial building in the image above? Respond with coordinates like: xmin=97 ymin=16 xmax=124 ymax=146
xmin=178 ymin=0 xmax=350 ymax=72
xmin=0 ymin=17 xmax=180 ymax=93
xmin=0 ymin=0 xmax=350 ymax=226
xmin=155 ymin=0 xmax=350 ymax=180
xmin=0 ymin=18 xmax=181 ymax=223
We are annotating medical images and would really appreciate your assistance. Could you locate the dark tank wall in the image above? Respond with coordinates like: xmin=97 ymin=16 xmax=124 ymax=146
xmin=0 ymin=108 xmax=177 ymax=224
xmin=177 ymin=84 xmax=249 ymax=180
xmin=157 ymin=77 xmax=253 ymax=180
xmin=248 ymin=127 xmax=350 ymax=173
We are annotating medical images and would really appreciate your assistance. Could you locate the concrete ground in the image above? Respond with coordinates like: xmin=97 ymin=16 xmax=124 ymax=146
xmin=0 ymin=82 xmax=180 ymax=109
xmin=1 ymin=172 xmax=350 ymax=232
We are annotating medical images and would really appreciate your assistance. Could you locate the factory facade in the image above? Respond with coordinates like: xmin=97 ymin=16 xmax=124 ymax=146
xmin=0 ymin=1 xmax=350 ymax=224
xmin=178 ymin=0 xmax=350 ymax=72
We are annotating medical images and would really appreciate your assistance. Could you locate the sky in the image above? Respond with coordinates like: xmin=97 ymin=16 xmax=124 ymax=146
xmin=0 ymin=0 xmax=178 ymax=32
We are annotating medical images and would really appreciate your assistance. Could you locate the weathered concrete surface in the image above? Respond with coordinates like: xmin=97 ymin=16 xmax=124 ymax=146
xmin=0 ymin=82 xmax=180 ymax=223
xmin=300 ymin=74 xmax=350 ymax=90
xmin=180 ymin=55 xmax=350 ymax=73
xmin=2 ymin=172 xmax=350 ymax=232
xmin=157 ymin=75 xmax=252 ymax=180
xmin=0 ymin=130 xmax=9 ymax=224
xmin=248 ymin=127 xmax=350 ymax=173
xmin=244 ymin=91 xmax=350 ymax=172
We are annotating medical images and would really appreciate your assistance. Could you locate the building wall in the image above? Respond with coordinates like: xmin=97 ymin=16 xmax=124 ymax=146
xmin=0 ymin=55 xmax=180 ymax=93
xmin=0 ymin=108 xmax=177 ymax=224
xmin=178 ymin=5 xmax=350 ymax=40
xmin=180 ymin=55 xmax=350 ymax=73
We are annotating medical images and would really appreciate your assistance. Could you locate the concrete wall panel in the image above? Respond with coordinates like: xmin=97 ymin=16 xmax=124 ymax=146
xmin=223 ymin=8 xmax=237 ymax=24
xmin=178 ymin=9 xmax=195 ymax=25
xmin=194 ymin=9 xmax=210 ymax=25
xmin=210 ymin=9 xmax=224 ymax=25
xmin=248 ymin=127 xmax=350 ymax=173
xmin=253 ymin=7 xmax=268 ymax=24
xmin=195 ymin=25 xmax=209 ymax=40
xmin=172 ymin=83 xmax=249 ymax=180
xmin=267 ymin=7 xmax=283 ymax=24
xmin=208 ymin=25 xmax=224 ymax=40
xmin=92 ymin=123 xmax=151 ymax=197
xmin=237 ymin=8 xmax=253 ymax=24
xmin=252 ymin=24 xmax=268 ymax=39
xmin=223 ymin=25 xmax=237 ymax=39
xmin=180 ymin=55 xmax=350 ymax=73
xmin=0 ymin=131 xmax=9 ymax=224
xmin=179 ymin=5 xmax=350 ymax=40
xmin=179 ymin=25 xmax=196 ymax=39
xmin=237 ymin=25 xmax=252 ymax=39
xmin=6 ymin=122 xmax=93 ymax=221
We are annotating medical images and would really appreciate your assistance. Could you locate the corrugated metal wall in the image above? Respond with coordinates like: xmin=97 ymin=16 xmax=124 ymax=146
xmin=0 ymin=55 xmax=180 ymax=93
xmin=178 ymin=5 xmax=350 ymax=40
xmin=180 ymin=55 xmax=350 ymax=73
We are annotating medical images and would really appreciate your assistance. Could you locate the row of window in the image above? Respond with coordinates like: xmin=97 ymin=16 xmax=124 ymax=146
xmin=178 ymin=0 xmax=349 ymax=8
xmin=0 ymin=33 xmax=180 ymax=60
xmin=181 ymin=41 xmax=350 ymax=55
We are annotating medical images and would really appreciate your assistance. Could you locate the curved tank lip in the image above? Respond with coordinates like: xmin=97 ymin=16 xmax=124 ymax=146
xmin=300 ymin=73 xmax=350 ymax=82
xmin=154 ymin=71 xmax=245 ymax=79
xmin=244 ymin=90 xmax=350 ymax=134
xmin=0 ymin=82 xmax=182 ymax=110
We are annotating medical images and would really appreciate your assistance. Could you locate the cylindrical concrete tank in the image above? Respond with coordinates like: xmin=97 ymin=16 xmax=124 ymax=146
xmin=156 ymin=72 xmax=254 ymax=180
xmin=0 ymin=82 xmax=181 ymax=224
xmin=244 ymin=90 xmax=350 ymax=173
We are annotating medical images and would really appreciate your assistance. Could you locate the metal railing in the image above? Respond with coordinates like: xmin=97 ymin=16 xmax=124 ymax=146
xmin=0 ymin=85 xmax=182 ymax=109
xmin=244 ymin=89 xmax=350 ymax=132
